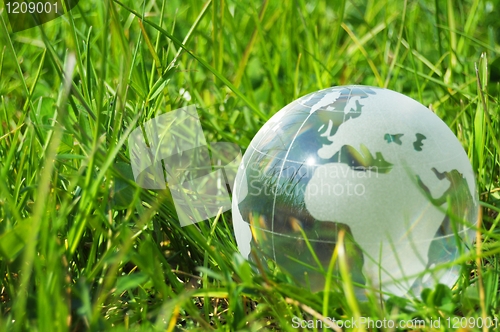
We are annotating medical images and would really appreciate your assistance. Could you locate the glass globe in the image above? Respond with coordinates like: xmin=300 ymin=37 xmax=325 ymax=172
xmin=231 ymin=85 xmax=479 ymax=298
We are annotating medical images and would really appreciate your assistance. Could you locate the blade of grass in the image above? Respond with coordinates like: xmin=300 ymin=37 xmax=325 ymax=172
xmin=341 ymin=22 xmax=383 ymax=86
xmin=114 ymin=0 xmax=266 ymax=120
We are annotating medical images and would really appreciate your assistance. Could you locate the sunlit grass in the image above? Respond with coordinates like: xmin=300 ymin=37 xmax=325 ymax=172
xmin=0 ymin=0 xmax=499 ymax=330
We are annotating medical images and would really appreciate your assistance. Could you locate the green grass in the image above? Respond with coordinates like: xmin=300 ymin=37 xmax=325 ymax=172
xmin=0 ymin=0 xmax=499 ymax=330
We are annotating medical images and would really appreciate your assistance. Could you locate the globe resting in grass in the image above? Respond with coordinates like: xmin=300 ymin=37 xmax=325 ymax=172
xmin=231 ymin=85 xmax=479 ymax=298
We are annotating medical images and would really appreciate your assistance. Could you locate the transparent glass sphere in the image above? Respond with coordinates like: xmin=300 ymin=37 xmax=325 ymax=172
xmin=232 ymin=85 xmax=479 ymax=298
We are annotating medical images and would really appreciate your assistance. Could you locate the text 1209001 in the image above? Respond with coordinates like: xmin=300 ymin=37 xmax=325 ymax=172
xmin=6 ymin=1 xmax=58 ymax=14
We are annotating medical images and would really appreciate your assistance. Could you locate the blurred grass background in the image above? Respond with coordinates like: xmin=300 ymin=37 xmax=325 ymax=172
xmin=0 ymin=0 xmax=499 ymax=330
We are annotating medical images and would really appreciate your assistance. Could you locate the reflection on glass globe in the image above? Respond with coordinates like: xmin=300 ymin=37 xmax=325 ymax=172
xmin=231 ymin=85 xmax=479 ymax=298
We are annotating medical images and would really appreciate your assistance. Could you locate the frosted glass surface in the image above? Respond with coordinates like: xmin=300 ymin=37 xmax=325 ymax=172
xmin=232 ymin=86 xmax=479 ymax=298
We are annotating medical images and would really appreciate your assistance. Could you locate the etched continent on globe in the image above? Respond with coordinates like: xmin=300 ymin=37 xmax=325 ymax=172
xmin=232 ymin=86 xmax=478 ymax=297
